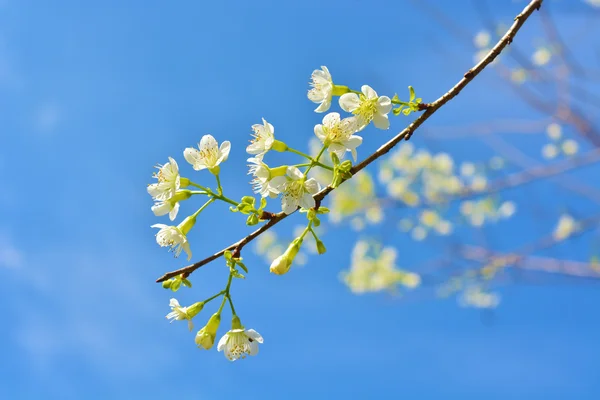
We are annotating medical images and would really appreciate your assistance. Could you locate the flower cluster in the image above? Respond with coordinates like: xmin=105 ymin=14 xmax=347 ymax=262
xmin=147 ymin=65 xmax=422 ymax=361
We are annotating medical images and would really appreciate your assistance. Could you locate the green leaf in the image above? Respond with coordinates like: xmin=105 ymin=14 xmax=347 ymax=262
xmin=224 ymin=250 xmax=232 ymax=260
xmin=237 ymin=262 xmax=249 ymax=273
xmin=231 ymin=269 xmax=246 ymax=279
xmin=313 ymin=216 xmax=321 ymax=227
xmin=170 ymin=279 xmax=182 ymax=292
xmin=259 ymin=197 xmax=267 ymax=211
xmin=391 ymin=93 xmax=400 ymax=103
xmin=241 ymin=196 xmax=256 ymax=206
xmin=409 ymin=86 xmax=415 ymax=101
xmin=182 ymin=278 xmax=192 ymax=288
xmin=229 ymin=206 xmax=239 ymax=213
xmin=317 ymin=206 xmax=330 ymax=214
xmin=393 ymin=107 xmax=403 ymax=116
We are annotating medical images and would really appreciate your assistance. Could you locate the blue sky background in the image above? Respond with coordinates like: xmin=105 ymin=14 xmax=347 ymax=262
xmin=2 ymin=1 xmax=600 ymax=399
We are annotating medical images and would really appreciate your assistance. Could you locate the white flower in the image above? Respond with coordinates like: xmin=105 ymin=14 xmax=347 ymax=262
xmin=314 ymin=112 xmax=362 ymax=161
xmin=246 ymin=118 xmax=275 ymax=155
xmin=151 ymin=224 xmax=192 ymax=260
xmin=339 ymin=85 xmax=392 ymax=131
xmin=147 ymin=157 xmax=181 ymax=201
xmin=184 ymin=134 xmax=231 ymax=172
xmin=217 ymin=328 xmax=263 ymax=361
xmin=152 ymin=200 xmax=180 ymax=221
xmin=279 ymin=166 xmax=320 ymax=214
xmin=247 ymin=155 xmax=283 ymax=198
xmin=166 ymin=298 xmax=194 ymax=331
xmin=308 ymin=66 xmax=333 ymax=113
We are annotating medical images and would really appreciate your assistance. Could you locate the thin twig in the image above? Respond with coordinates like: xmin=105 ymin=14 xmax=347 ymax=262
xmin=156 ymin=0 xmax=544 ymax=283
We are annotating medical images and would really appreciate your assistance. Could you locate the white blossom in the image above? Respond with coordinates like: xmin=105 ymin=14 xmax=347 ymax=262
xmin=339 ymin=85 xmax=392 ymax=130
xmin=217 ymin=328 xmax=263 ymax=361
xmin=184 ymin=134 xmax=231 ymax=171
xmin=246 ymin=118 xmax=275 ymax=155
xmin=279 ymin=166 xmax=320 ymax=214
xmin=307 ymin=66 xmax=333 ymax=113
xmin=314 ymin=112 xmax=362 ymax=161
xmin=247 ymin=155 xmax=283 ymax=198
xmin=147 ymin=157 xmax=181 ymax=201
xmin=151 ymin=224 xmax=192 ymax=260
xmin=166 ymin=298 xmax=194 ymax=331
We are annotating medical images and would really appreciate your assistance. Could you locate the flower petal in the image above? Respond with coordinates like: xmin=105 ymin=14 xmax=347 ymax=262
xmin=184 ymin=148 xmax=206 ymax=170
xmin=314 ymin=98 xmax=331 ymax=113
xmin=314 ymin=124 xmax=327 ymax=142
xmin=304 ymin=178 xmax=320 ymax=194
xmin=249 ymin=340 xmax=259 ymax=356
xmin=377 ymin=96 xmax=392 ymax=114
xmin=322 ymin=112 xmax=340 ymax=127
xmin=286 ymin=166 xmax=304 ymax=181
xmin=282 ymin=194 xmax=298 ymax=214
xmin=373 ymin=113 xmax=390 ymax=130
xmin=300 ymin=192 xmax=316 ymax=209
xmin=217 ymin=141 xmax=231 ymax=164
xmin=339 ymin=93 xmax=360 ymax=112
xmin=217 ymin=334 xmax=228 ymax=352
xmin=361 ymin=85 xmax=378 ymax=99
xmin=169 ymin=202 xmax=180 ymax=221
xmin=199 ymin=134 xmax=218 ymax=152
xmin=245 ymin=329 xmax=264 ymax=343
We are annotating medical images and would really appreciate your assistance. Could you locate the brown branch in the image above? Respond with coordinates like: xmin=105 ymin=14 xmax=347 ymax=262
xmin=155 ymin=0 xmax=544 ymax=283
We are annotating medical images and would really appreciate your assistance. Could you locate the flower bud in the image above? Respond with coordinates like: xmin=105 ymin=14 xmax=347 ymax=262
xmin=162 ymin=280 xmax=173 ymax=289
xmin=270 ymin=238 xmax=303 ymax=275
xmin=187 ymin=301 xmax=204 ymax=318
xmin=196 ymin=313 xmax=221 ymax=350
xmin=316 ymin=240 xmax=327 ymax=255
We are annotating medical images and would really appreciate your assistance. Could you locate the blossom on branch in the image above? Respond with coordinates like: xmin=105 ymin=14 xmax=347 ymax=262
xmin=339 ymin=85 xmax=392 ymax=131
xmin=308 ymin=66 xmax=334 ymax=113
xmin=279 ymin=166 xmax=320 ymax=214
xmin=184 ymin=134 xmax=231 ymax=174
xmin=147 ymin=157 xmax=181 ymax=201
xmin=314 ymin=112 xmax=362 ymax=161
xmin=246 ymin=118 xmax=276 ymax=156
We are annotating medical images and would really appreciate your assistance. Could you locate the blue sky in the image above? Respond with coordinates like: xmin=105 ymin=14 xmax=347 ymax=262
xmin=2 ymin=1 xmax=600 ymax=399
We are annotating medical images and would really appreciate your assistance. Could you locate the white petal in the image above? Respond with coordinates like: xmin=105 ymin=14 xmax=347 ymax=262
xmin=304 ymin=178 xmax=320 ymax=194
xmin=199 ymin=134 xmax=218 ymax=152
xmin=339 ymin=93 xmax=360 ymax=112
xmin=184 ymin=148 xmax=206 ymax=170
xmin=217 ymin=334 xmax=228 ymax=352
xmin=249 ymin=340 xmax=259 ymax=356
xmin=321 ymin=66 xmax=331 ymax=81
xmin=300 ymin=193 xmax=316 ymax=209
xmin=314 ymin=98 xmax=331 ymax=113
xmin=217 ymin=141 xmax=231 ymax=164
xmin=361 ymin=85 xmax=377 ymax=99
xmin=169 ymin=202 xmax=180 ymax=221
xmin=245 ymin=329 xmax=264 ymax=343
xmin=344 ymin=135 xmax=362 ymax=150
xmin=169 ymin=298 xmax=180 ymax=307
xmin=329 ymin=143 xmax=346 ymax=160
xmin=152 ymin=201 xmax=171 ymax=217
xmin=151 ymin=223 xmax=169 ymax=229
xmin=377 ymin=96 xmax=392 ymax=114
xmin=182 ymin=241 xmax=192 ymax=261
xmin=282 ymin=194 xmax=298 ymax=214
xmin=308 ymin=88 xmax=325 ymax=102
xmin=286 ymin=166 xmax=304 ymax=181
xmin=314 ymin=124 xmax=327 ymax=142
xmin=269 ymin=176 xmax=287 ymax=192
xmin=246 ymin=142 xmax=264 ymax=155
xmin=322 ymin=112 xmax=340 ymax=127
xmin=373 ymin=113 xmax=390 ymax=130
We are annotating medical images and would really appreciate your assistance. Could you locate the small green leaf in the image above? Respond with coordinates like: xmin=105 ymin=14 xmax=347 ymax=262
xmin=409 ymin=86 xmax=415 ymax=101
xmin=259 ymin=197 xmax=267 ymax=211
xmin=182 ymin=278 xmax=192 ymax=288
xmin=170 ymin=279 xmax=181 ymax=292
xmin=313 ymin=216 xmax=321 ymax=227
xmin=317 ymin=206 xmax=330 ymax=214
xmin=241 ymin=196 xmax=256 ymax=206
xmin=224 ymin=250 xmax=232 ymax=260
xmin=237 ymin=262 xmax=249 ymax=273
xmin=231 ymin=269 xmax=246 ymax=279
xmin=393 ymin=107 xmax=403 ymax=116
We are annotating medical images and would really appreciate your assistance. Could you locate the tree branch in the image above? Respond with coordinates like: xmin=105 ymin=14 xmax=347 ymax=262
xmin=155 ymin=0 xmax=544 ymax=283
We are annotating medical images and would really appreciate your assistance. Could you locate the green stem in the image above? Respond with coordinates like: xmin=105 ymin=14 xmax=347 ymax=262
xmin=300 ymin=221 xmax=313 ymax=240
xmin=286 ymin=147 xmax=313 ymax=160
xmin=218 ymin=271 xmax=235 ymax=315
xmin=215 ymin=174 xmax=223 ymax=195
xmin=203 ymin=291 xmax=225 ymax=304
xmin=305 ymin=145 xmax=328 ymax=176
xmin=308 ymin=227 xmax=319 ymax=242
xmin=188 ymin=181 xmax=210 ymax=191
xmin=191 ymin=198 xmax=216 ymax=218
xmin=189 ymin=190 xmax=209 ymax=195
xmin=227 ymin=295 xmax=237 ymax=316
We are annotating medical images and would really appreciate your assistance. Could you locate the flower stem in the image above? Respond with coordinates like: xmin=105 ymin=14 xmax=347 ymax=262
xmin=188 ymin=180 xmax=239 ymax=207
xmin=188 ymin=181 xmax=210 ymax=191
xmin=217 ymin=271 xmax=235 ymax=315
xmin=304 ymin=145 xmax=328 ymax=176
xmin=286 ymin=147 xmax=333 ymax=172
xmin=203 ymin=290 xmax=225 ymax=304
xmin=227 ymin=295 xmax=237 ymax=316
xmin=215 ymin=174 xmax=223 ymax=195
xmin=191 ymin=198 xmax=216 ymax=218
